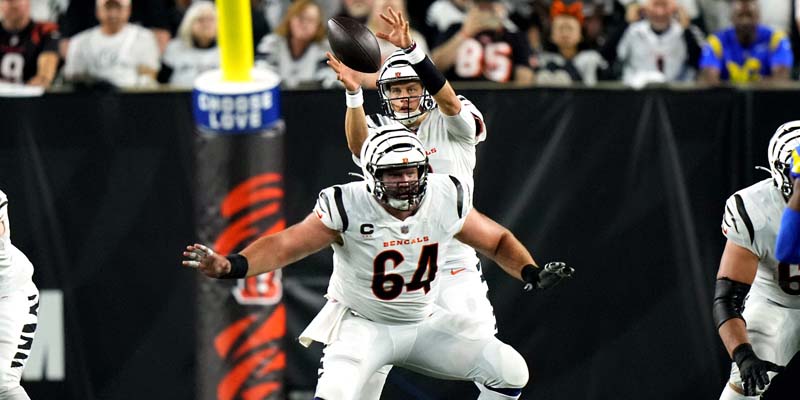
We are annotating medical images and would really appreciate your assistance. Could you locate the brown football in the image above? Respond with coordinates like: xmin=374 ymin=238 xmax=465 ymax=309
xmin=327 ymin=16 xmax=382 ymax=73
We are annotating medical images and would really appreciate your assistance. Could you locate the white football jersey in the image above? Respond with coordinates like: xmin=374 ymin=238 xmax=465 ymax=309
xmin=314 ymin=174 xmax=471 ymax=324
xmin=722 ymin=179 xmax=800 ymax=308
xmin=0 ymin=191 xmax=34 ymax=296
xmin=617 ymin=20 xmax=694 ymax=82
xmin=255 ymin=33 xmax=337 ymax=88
xmin=162 ymin=39 xmax=219 ymax=87
xmin=64 ymin=24 xmax=160 ymax=88
xmin=364 ymin=96 xmax=485 ymax=271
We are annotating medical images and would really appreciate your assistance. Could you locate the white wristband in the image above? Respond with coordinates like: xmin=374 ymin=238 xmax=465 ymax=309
xmin=345 ymin=87 xmax=364 ymax=108
xmin=405 ymin=43 xmax=426 ymax=64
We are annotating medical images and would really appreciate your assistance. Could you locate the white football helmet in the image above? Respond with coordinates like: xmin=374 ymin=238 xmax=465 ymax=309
xmin=376 ymin=50 xmax=435 ymax=126
xmin=360 ymin=129 xmax=429 ymax=211
xmin=767 ymin=121 xmax=800 ymax=199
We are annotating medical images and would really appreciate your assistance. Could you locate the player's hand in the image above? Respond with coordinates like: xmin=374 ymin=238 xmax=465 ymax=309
xmin=790 ymin=146 xmax=800 ymax=179
xmin=182 ymin=243 xmax=231 ymax=278
xmin=326 ymin=52 xmax=362 ymax=92
xmin=376 ymin=6 xmax=413 ymax=49
xmin=523 ymin=262 xmax=574 ymax=291
xmin=733 ymin=343 xmax=785 ymax=396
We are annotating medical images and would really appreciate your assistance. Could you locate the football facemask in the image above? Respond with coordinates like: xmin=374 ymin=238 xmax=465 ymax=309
xmin=767 ymin=121 xmax=800 ymax=200
xmin=360 ymin=130 xmax=429 ymax=211
xmin=377 ymin=50 xmax=434 ymax=126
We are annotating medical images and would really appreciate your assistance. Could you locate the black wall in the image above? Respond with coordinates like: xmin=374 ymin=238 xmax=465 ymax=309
xmin=1 ymin=86 xmax=796 ymax=399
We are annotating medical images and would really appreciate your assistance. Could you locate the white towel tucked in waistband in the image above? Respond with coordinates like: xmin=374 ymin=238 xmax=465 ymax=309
xmin=298 ymin=298 xmax=349 ymax=348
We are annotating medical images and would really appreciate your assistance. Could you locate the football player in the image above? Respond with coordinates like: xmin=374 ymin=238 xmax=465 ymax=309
xmin=713 ymin=122 xmax=800 ymax=399
xmin=775 ymin=145 xmax=800 ymax=264
xmin=0 ymin=190 xmax=39 ymax=400
xmin=183 ymin=131 xmax=573 ymax=400
xmin=326 ymin=6 xmax=500 ymax=398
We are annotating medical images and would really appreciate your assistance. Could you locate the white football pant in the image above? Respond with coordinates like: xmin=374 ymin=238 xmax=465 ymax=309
xmin=315 ymin=308 xmax=527 ymax=400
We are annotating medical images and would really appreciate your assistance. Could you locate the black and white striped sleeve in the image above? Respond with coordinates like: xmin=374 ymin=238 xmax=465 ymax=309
xmin=448 ymin=175 xmax=473 ymax=222
xmin=721 ymin=194 xmax=757 ymax=254
xmin=314 ymin=186 xmax=349 ymax=232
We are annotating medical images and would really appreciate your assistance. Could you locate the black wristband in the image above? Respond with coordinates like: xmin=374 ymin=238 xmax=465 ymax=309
xmin=410 ymin=56 xmax=447 ymax=96
xmin=732 ymin=343 xmax=755 ymax=365
xmin=521 ymin=264 xmax=539 ymax=284
xmin=220 ymin=253 xmax=249 ymax=279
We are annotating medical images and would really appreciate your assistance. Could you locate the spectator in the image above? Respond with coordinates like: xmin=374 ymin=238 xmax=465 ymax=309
xmin=431 ymin=0 xmax=535 ymax=84
xmin=614 ymin=0 xmax=702 ymax=86
xmin=697 ymin=0 xmax=729 ymax=34
xmin=426 ymin=0 xmax=468 ymax=42
xmin=63 ymin=0 xmax=160 ymax=88
xmin=759 ymin=0 xmax=791 ymax=34
xmin=535 ymin=0 xmax=608 ymax=85
xmin=508 ymin=0 xmax=550 ymax=53
xmin=158 ymin=1 xmax=218 ymax=86
xmin=336 ymin=0 xmax=373 ymax=24
xmin=29 ymin=0 xmax=67 ymax=23
xmin=255 ymin=0 xmax=336 ymax=88
xmin=0 ymin=0 xmax=60 ymax=87
xmin=60 ymin=0 xmax=171 ymax=54
xmin=699 ymin=0 xmax=792 ymax=84
xmin=579 ymin=0 xmax=630 ymax=51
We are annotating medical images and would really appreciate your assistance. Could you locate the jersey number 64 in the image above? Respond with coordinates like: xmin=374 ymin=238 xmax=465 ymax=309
xmin=372 ymin=244 xmax=439 ymax=300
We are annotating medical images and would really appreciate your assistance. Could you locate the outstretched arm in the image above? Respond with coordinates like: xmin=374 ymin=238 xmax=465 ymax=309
xmin=375 ymin=6 xmax=462 ymax=116
xmin=183 ymin=213 xmax=340 ymax=278
xmin=454 ymin=209 xmax=534 ymax=281
xmin=455 ymin=209 xmax=573 ymax=290
xmin=327 ymin=52 xmax=370 ymax=156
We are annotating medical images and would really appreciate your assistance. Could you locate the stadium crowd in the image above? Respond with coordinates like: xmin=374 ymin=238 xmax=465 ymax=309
xmin=1 ymin=0 xmax=799 ymax=89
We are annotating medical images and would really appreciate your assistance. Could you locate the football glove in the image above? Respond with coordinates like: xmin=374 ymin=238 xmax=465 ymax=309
xmin=522 ymin=262 xmax=574 ymax=291
xmin=791 ymin=146 xmax=800 ymax=179
xmin=732 ymin=343 xmax=785 ymax=396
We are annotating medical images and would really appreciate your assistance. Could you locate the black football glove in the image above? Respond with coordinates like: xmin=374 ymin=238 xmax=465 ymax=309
xmin=522 ymin=262 xmax=574 ymax=291
xmin=732 ymin=343 xmax=785 ymax=396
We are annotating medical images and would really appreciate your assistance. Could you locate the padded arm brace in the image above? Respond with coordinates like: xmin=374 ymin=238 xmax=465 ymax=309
xmin=713 ymin=277 xmax=751 ymax=329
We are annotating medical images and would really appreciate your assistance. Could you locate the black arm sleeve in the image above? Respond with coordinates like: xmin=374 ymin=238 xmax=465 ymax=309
xmin=713 ymin=278 xmax=751 ymax=329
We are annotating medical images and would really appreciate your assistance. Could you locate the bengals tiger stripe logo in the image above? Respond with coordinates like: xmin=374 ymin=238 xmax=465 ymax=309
xmin=210 ymin=172 xmax=287 ymax=399
xmin=215 ymin=172 xmax=285 ymax=305
xmin=214 ymin=304 xmax=286 ymax=399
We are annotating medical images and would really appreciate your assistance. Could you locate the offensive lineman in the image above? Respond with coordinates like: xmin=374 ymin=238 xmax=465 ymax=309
xmin=183 ymin=131 xmax=573 ymax=400
xmin=327 ymin=7 xmax=496 ymax=397
xmin=713 ymin=122 xmax=800 ymax=399
xmin=0 ymin=190 xmax=39 ymax=400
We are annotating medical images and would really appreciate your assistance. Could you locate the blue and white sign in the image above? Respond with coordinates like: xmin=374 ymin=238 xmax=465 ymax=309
xmin=192 ymin=69 xmax=282 ymax=134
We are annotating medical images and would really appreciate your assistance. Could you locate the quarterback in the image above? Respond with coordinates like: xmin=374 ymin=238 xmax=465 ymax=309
xmin=183 ymin=131 xmax=573 ymax=400
xmin=327 ymin=8 xmax=496 ymax=397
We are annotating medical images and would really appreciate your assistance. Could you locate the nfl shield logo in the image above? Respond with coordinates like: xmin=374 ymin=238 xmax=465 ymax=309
xmin=401 ymin=225 xmax=409 ymax=234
